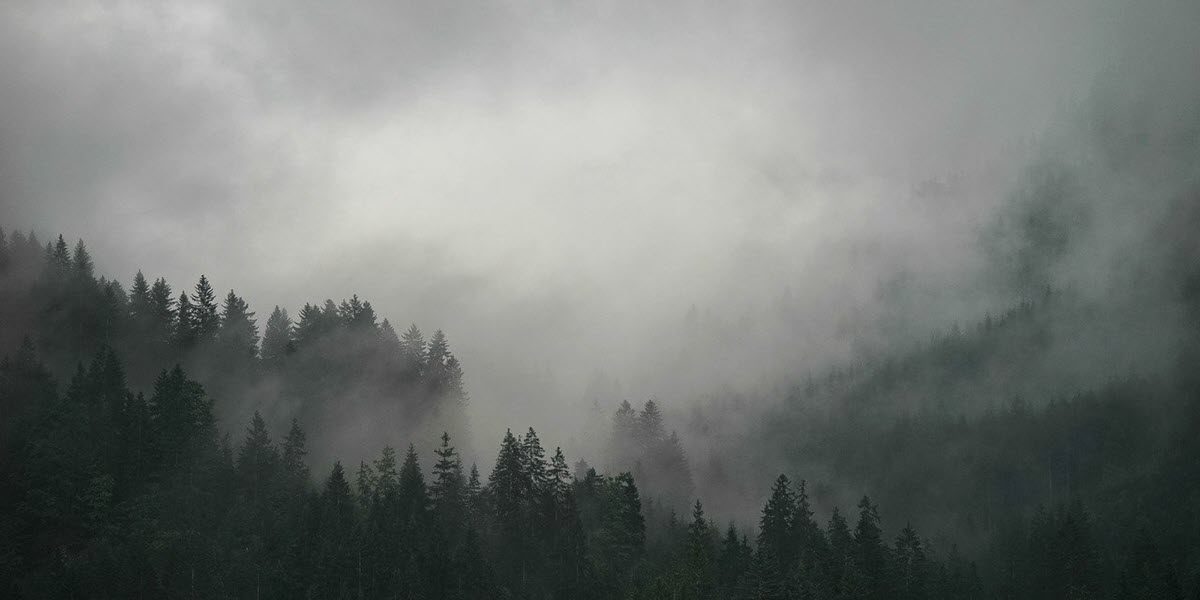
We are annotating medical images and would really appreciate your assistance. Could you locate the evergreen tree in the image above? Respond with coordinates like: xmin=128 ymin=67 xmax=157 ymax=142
xmin=686 ymin=499 xmax=716 ymax=598
xmin=261 ymin=305 xmax=294 ymax=363
xmin=599 ymin=472 xmax=645 ymax=576
xmin=827 ymin=507 xmax=853 ymax=597
xmin=399 ymin=324 xmax=426 ymax=381
xmin=190 ymin=275 xmax=220 ymax=343
xmin=431 ymin=432 xmax=466 ymax=541
xmin=147 ymin=365 xmax=215 ymax=471
xmin=218 ymin=289 xmax=259 ymax=359
xmin=637 ymin=398 xmax=666 ymax=448
xmin=237 ymin=411 xmax=278 ymax=501
xmin=609 ymin=400 xmax=637 ymax=470
xmin=280 ymin=418 xmax=309 ymax=487
xmin=758 ymin=474 xmax=794 ymax=575
xmin=397 ymin=444 xmax=429 ymax=526
xmin=149 ymin=277 xmax=176 ymax=346
xmin=717 ymin=523 xmax=751 ymax=593
xmin=71 ymin=240 xmax=93 ymax=280
xmin=426 ymin=329 xmax=450 ymax=390
xmin=522 ymin=427 xmax=548 ymax=493
xmin=128 ymin=271 xmax=152 ymax=323
xmin=852 ymin=495 xmax=889 ymax=600
xmin=894 ymin=523 xmax=927 ymax=600
xmin=175 ymin=292 xmax=196 ymax=348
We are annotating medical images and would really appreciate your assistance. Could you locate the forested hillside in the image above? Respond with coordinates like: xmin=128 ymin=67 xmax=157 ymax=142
xmin=0 ymin=231 xmax=470 ymax=464
xmin=2 ymin=228 xmax=1198 ymax=598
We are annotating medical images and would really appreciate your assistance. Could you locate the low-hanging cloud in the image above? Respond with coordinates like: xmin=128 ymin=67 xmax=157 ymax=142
xmin=2 ymin=0 xmax=1195 ymax=458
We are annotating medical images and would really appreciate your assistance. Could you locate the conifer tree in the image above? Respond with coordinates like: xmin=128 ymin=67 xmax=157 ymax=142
xmin=599 ymin=472 xmax=645 ymax=575
xmin=218 ymin=289 xmax=259 ymax=359
xmin=237 ymin=411 xmax=278 ymax=501
xmin=355 ymin=460 xmax=375 ymax=508
xmin=397 ymin=444 xmax=428 ymax=525
xmin=717 ymin=523 xmax=751 ymax=593
xmin=827 ymin=507 xmax=853 ymax=596
xmin=280 ymin=418 xmax=309 ymax=487
xmin=149 ymin=277 xmax=176 ymax=345
xmin=424 ymin=329 xmax=453 ymax=399
xmin=759 ymin=474 xmax=794 ymax=573
xmin=852 ymin=495 xmax=889 ymax=600
xmin=489 ymin=429 xmax=527 ymax=525
xmin=894 ymin=523 xmax=927 ymax=600
xmin=71 ymin=239 xmax=94 ymax=280
xmin=261 ymin=306 xmax=294 ymax=362
xmin=637 ymin=398 xmax=666 ymax=448
xmin=609 ymin=400 xmax=637 ymax=470
xmin=175 ymin=292 xmax=195 ymax=347
xmin=399 ymin=323 xmax=427 ymax=381
xmin=522 ymin=427 xmax=548 ymax=493
xmin=129 ymin=271 xmax=152 ymax=322
xmin=373 ymin=445 xmax=399 ymax=497
xmin=431 ymin=432 xmax=466 ymax=539
xmin=686 ymin=499 xmax=716 ymax=598
xmin=191 ymin=275 xmax=220 ymax=342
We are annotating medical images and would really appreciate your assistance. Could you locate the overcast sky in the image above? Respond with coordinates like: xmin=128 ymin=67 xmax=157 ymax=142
xmin=2 ymin=0 xmax=1195 ymax=446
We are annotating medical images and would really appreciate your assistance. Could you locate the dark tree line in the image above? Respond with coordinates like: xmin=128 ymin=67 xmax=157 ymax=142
xmin=2 ymin=226 xmax=1197 ymax=598
xmin=0 ymin=228 xmax=470 ymax=463
xmin=4 ymin=339 xmax=1168 ymax=598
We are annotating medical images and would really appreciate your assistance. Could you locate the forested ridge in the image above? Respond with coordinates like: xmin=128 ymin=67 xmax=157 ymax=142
xmin=1 ymin=228 xmax=1198 ymax=599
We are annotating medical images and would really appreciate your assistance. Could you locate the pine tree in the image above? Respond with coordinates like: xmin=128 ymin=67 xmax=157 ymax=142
xmin=355 ymin=460 xmax=376 ymax=508
xmin=599 ymin=472 xmax=645 ymax=575
xmin=191 ymin=275 xmax=220 ymax=343
xmin=397 ymin=444 xmax=428 ymax=526
xmin=46 ymin=234 xmax=70 ymax=280
xmin=718 ymin=523 xmax=748 ymax=592
xmin=424 ymin=329 xmax=451 ymax=396
xmin=465 ymin=462 xmax=483 ymax=524
xmin=894 ymin=523 xmax=927 ymax=600
xmin=128 ymin=271 xmax=152 ymax=323
xmin=71 ymin=239 xmax=94 ymax=280
xmin=314 ymin=462 xmax=357 ymax=597
xmin=237 ymin=411 xmax=278 ymax=502
xmin=852 ymin=495 xmax=889 ymax=600
xmin=261 ymin=306 xmax=294 ymax=363
xmin=637 ymin=398 xmax=666 ymax=448
xmin=373 ymin=446 xmax=399 ymax=497
xmin=827 ymin=507 xmax=853 ymax=596
xmin=687 ymin=499 xmax=716 ymax=598
xmin=379 ymin=319 xmax=401 ymax=357
xmin=148 ymin=365 xmax=215 ymax=471
xmin=175 ymin=292 xmax=195 ymax=348
xmin=399 ymin=324 xmax=426 ymax=381
xmin=431 ymin=432 xmax=466 ymax=540
xmin=609 ymin=400 xmax=637 ymax=470
xmin=218 ymin=289 xmax=259 ymax=359
xmin=759 ymin=474 xmax=794 ymax=574
xmin=337 ymin=294 xmax=377 ymax=330
xmin=149 ymin=277 xmax=176 ymax=346
xmin=791 ymin=478 xmax=826 ymax=578
xmin=522 ymin=427 xmax=548 ymax=493
xmin=280 ymin=418 xmax=309 ymax=487
xmin=489 ymin=429 xmax=527 ymax=525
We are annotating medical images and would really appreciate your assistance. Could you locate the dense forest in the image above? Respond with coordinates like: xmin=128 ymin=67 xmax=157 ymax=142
xmin=1 ymin=228 xmax=1197 ymax=598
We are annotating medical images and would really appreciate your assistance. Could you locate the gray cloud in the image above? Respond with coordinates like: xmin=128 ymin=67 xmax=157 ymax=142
xmin=2 ymin=0 xmax=1196 ymax=461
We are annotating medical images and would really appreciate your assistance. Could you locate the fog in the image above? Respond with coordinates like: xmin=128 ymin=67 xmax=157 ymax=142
xmin=2 ymin=0 xmax=1197 ymax=470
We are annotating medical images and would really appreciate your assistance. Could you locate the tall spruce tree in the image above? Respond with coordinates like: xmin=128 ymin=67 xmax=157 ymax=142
xmin=260 ymin=306 xmax=293 ymax=363
xmin=189 ymin=275 xmax=219 ymax=343
xmin=218 ymin=289 xmax=258 ymax=360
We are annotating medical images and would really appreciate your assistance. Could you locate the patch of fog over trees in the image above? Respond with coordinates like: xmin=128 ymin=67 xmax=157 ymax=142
xmin=3 ymin=0 xmax=1200 ymax=598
